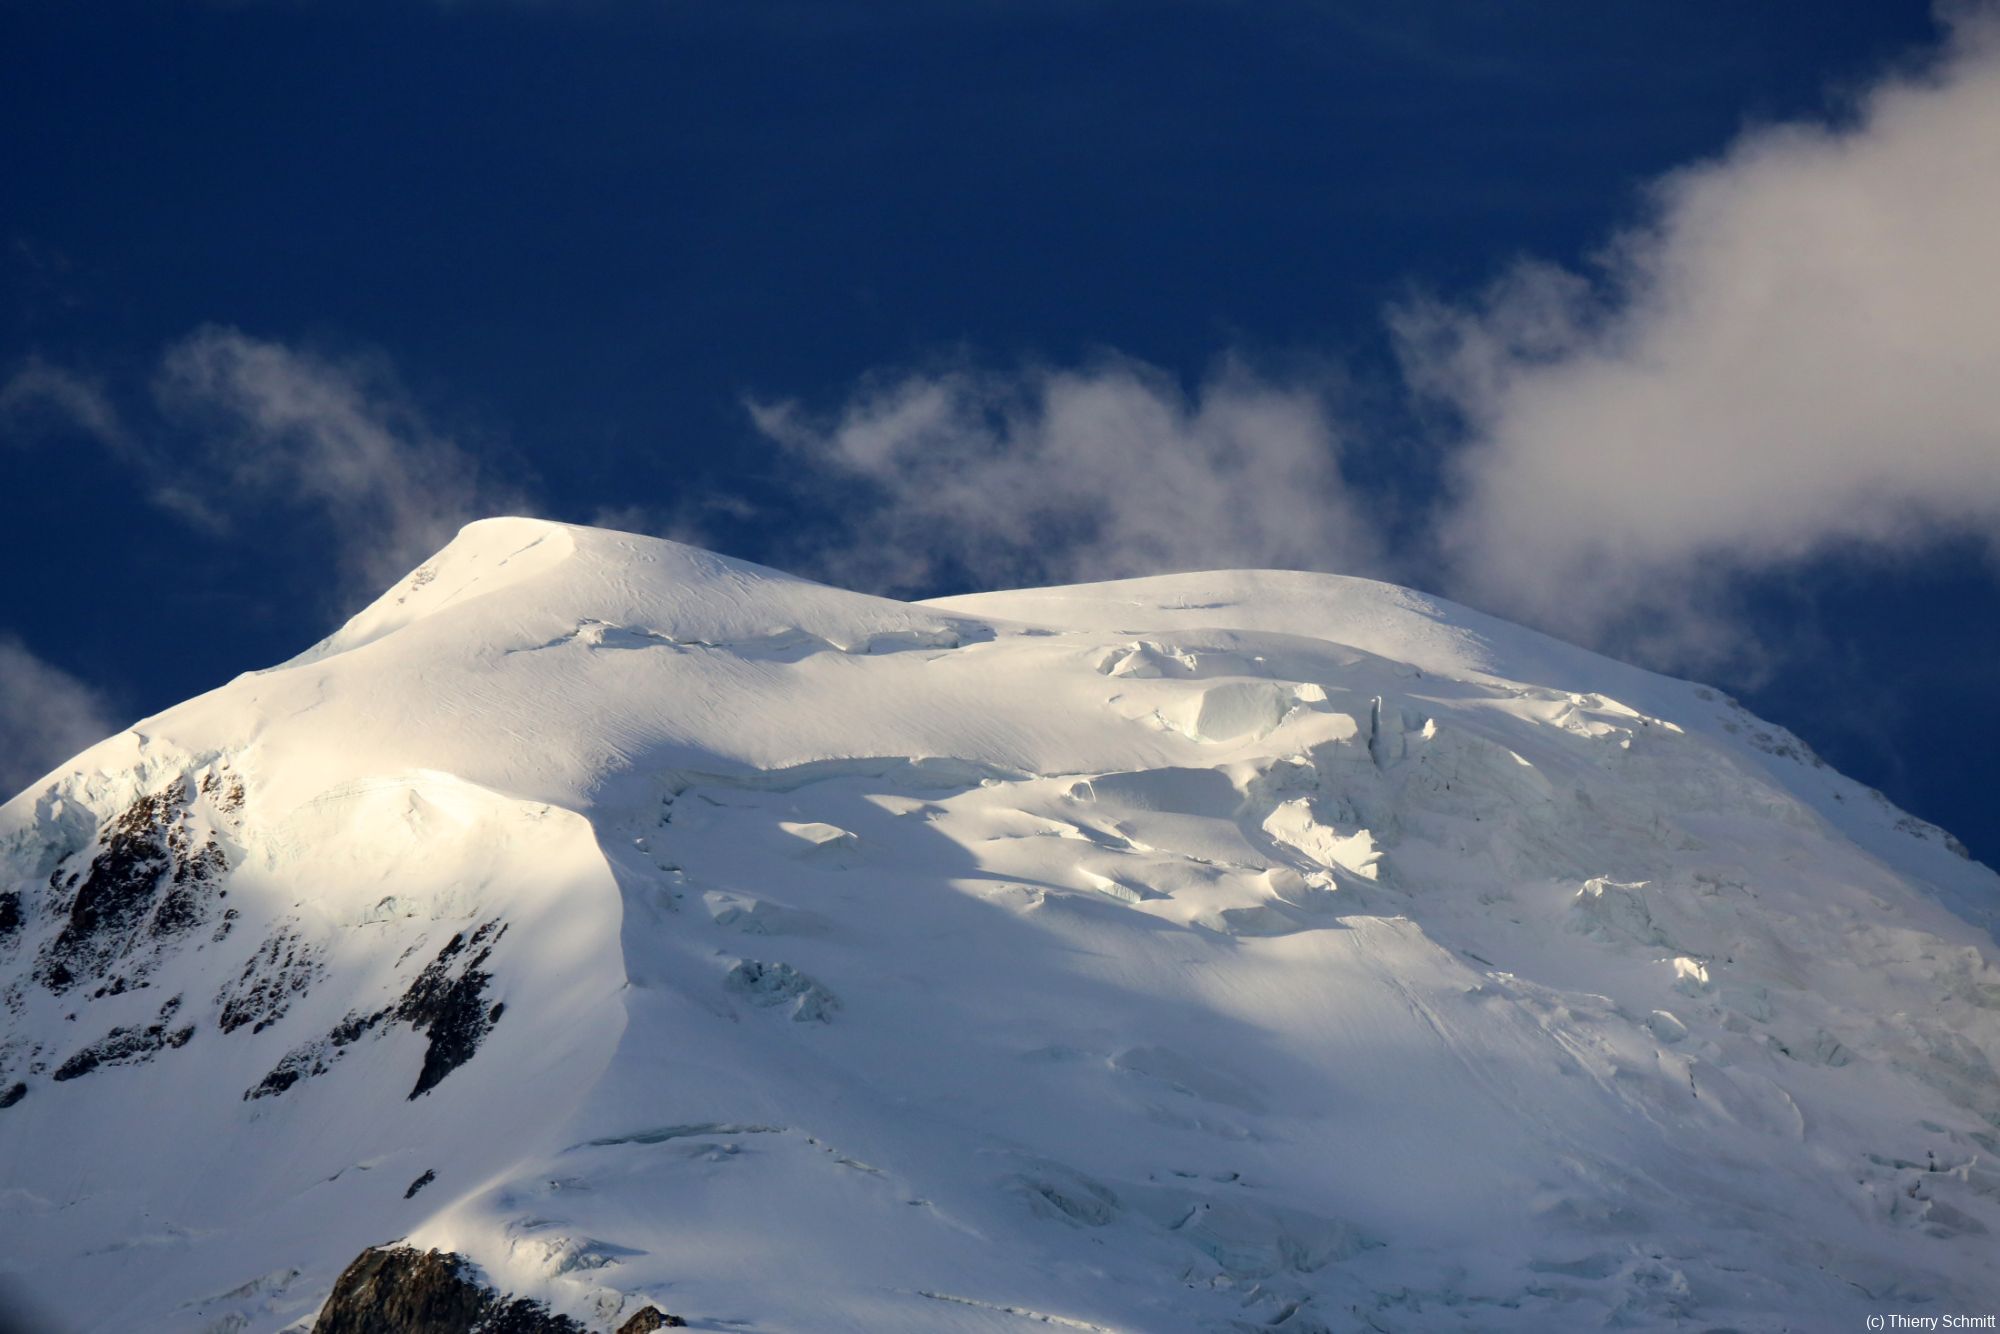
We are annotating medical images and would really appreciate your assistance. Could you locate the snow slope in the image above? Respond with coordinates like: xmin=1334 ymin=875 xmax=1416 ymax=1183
xmin=2 ymin=517 xmax=1997 ymax=1332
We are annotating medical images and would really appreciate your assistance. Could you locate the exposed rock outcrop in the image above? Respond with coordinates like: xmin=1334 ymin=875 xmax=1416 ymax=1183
xmin=51 ymin=993 xmax=194 ymax=1081
xmin=313 ymin=1246 xmax=585 ymax=1334
xmin=395 ymin=919 xmax=508 ymax=1098
xmin=32 ymin=778 xmax=231 ymax=996
xmin=246 ymin=919 xmax=509 ymax=1102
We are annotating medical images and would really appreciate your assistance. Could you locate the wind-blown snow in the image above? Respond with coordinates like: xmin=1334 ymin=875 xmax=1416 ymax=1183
xmin=1 ymin=517 xmax=1995 ymax=1332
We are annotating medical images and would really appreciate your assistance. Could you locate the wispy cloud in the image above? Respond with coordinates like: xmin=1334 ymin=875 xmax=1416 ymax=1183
xmin=1394 ymin=7 xmax=2000 ymax=668
xmin=153 ymin=326 xmax=532 ymax=594
xmin=749 ymin=357 xmax=1381 ymax=595
xmin=0 ymin=637 xmax=120 ymax=800
xmin=4 ymin=327 xmax=534 ymax=601
xmin=0 ymin=357 xmax=130 ymax=456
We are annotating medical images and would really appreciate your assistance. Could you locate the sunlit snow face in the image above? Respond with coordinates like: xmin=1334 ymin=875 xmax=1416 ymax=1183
xmin=1 ymin=520 xmax=1993 ymax=1331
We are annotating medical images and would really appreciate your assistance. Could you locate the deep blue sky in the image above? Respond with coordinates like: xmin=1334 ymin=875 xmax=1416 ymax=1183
xmin=4 ymin=0 xmax=1995 ymax=865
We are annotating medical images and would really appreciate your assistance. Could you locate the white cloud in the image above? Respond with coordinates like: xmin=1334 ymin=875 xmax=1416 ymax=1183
xmin=749 ymin=358 xmax=1380 ymax=595
xmin=18 ymin=4 xmax=2000 ymax=690
xmin=748 ymin=13 xmax=2000 ymax=661
xmin=1397 ymin=9 xmax=2000 ymax=665
xmin=152 ymin=326 xmax=532 ymax=595
xmin=0 ymin=637 xmax=120 ymax=800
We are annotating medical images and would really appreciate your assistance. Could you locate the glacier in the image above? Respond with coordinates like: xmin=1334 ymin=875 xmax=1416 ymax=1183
xmin=1 ymin=516 xmax=1996 ymax=1331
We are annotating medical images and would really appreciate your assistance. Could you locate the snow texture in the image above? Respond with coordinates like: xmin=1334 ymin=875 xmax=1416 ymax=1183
xmin=1 ymin=516 xmax=1996 ymax=1332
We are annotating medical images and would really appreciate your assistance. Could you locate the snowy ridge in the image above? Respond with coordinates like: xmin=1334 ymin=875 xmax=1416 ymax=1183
xmin=1 ymin=517 xmax=1996 ymax=1332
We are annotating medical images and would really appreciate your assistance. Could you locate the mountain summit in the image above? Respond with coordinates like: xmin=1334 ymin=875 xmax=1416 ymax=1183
xmin=2 ymin=518 xmax=1995 ymax=1331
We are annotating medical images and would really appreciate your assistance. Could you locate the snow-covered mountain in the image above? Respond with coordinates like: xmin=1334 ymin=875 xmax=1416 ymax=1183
xmin=2 ymin=517 xmax=1997 ymax=1332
